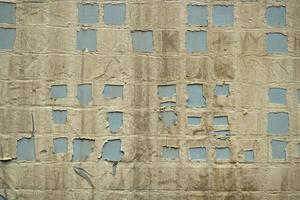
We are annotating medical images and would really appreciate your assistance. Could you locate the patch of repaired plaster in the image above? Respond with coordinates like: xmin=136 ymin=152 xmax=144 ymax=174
xmin=187 ymin=84 xmax=206 ymax=107
xmin=159 ymin=111 xmax=177 ymax=126
xmin=266 ymin=33 xmax=288 ymax=54
xmin=52 ymin=110 xmax=67 ymax=124
xmin=271 ymin=140 xmax=287 ymax=160
xmin=131 ymin=31 xmax=153 ymax=53
xmin=189 ymin=147 xmax=206 ymax=160
xmin=162 ymin=146 xmax=179 ymax=160
xmin=51 ymin=84 xmax=68 ymax=99
xmin=266 ymin=6 xmax=286 ymax=28
xmin=107 ymin=112 xmax=123 ymax=133
xmin=185 ymin=31 xmax=208 ymax=52
xmin=78 ymin=4 xmax=99 ymax=24
xmin=77 ymin=84 xmax=92 ymax=105
xmin=72 ymin=138 xmax=94 ymax=161
xmin=267 ymin=112 xmax=289 ymax=135
xmin=103 ymin=84 xmax=123 ymax=98
xmin=268 ymin=88 xmax=287 ymax=105
xmin=17 ymin=137 xmax=36 ymax=161
xmin=187 ymin=5 xmax=208 ymax=26
xmin=244 ymin=150 xmax=255 ymax=162
xmin=0 ymin=2 xmax=16 ymax=24
xmin=215 ymin=84 xmax=230 ymax=96
xmin=158 ymin=85 xmax=176 ymax=98
xmin=212 ymin=5 xmax=234 ymax=27
xmin=216 ymin=147 xmax=230 ymax=160
xmin=77 ymin=29 xmax=97 ymax=52
xmin=104 ymin=3 xmax=126 ymax=25
xmin=53 ymin=137 xmax=68 ymax=154
xmin=0 ymin=28 xmax=16 ymax=49
xmin=187 ymin=116 xmax=201 ymax=125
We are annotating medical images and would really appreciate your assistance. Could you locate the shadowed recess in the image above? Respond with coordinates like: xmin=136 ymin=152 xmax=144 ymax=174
xmin=104 ymin=3 xmax=126 ymax=25
xmin=266 ymin=33 xmax=288 ymax=54
xmin=102 ymin=139 xmax=124 ymax=161
xmin=187 ymin=116 xmax=201 ymax=125
xmin=158 ymin=85 xmax=176 ymax=98
xmin=78 ymin=4 xmax=99 ymax=24
xmin=52 ymin=110 xmax=67 ymax=124
xmin=267 ymin=112 xmax=289 ymax=135
xmin=244 ymin=150 xmax=255 ymax=162
xmin=17 ymin=137 xmax=36 ymax=161
xmin=0 ymin=2 xmax=16 ymax=24
xmin=187 ymin=84 xmax=206 ymax=107
xmin=185 ymin=31 xmax=207 ymax=52
xmin=77 ymin=30 xmax=97 ymax=52
xmin=0 ymin=28 xmax=16 ymax=49
xmin=189 ymin=147 xmax=206 ymax=160
xmin=271 ymin=140 xmax=287 ymax=160
xmin=266 ymin=6 xmax=286 ymax=28
xmin=268 ymin=88 xmax=287 ymax=105
xmin=53 ymin=137 xmax=68 ymax=154
xmin=131 ymin=31 xmax=153 ymax=53
xmin=212 ymin=5 xmax=234 ymax=27
xmin=187 ymin=5 xmax=208 ymax=26
xmin=51 ymin=84 xmax=68 ymax=99
xmin=215 ymin=84 xmax=230 ymax=96
xmin=103 ymin=84 xmax=123 ymax=98
xmin=72 ymin=139 xmax=94 ymax=161
xmin=159 ymin=111 xmax=177 ymax=126
xmin=162 ymin=147 xmax=179 ymax=160
xmin=107 ymin=112 xmax=123 ymax=133
xmin=77 ymin=84 xmax=92 ymax=105
xmin=216 ymin=147 xmax=230 ymax=160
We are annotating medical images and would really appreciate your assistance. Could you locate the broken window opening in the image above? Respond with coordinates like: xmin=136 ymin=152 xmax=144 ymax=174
xmin=162 ymin=146 xmax=180 ymax=160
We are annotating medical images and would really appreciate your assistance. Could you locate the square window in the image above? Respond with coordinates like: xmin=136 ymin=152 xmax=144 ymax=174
xmin=216 ymin=147 xmax=231 ymax=160
xmin=107 ymin=112 xmax=123 ymax=133
xmin=17 ymin=138 xmax=36 ymax=161
xmin=213 ymin=5 xmax=234 ymax=27
xmin=72 ymin=139 xmax=94 ymax=161
xmin=104 ymin=3 xmax=126 ymax=25
xmin=103 ymin=84 xmax=123 ymax=98
xmin=189 ymin=147 xmax=206 ymax=160
xmin=77 ymin=30 xmax=97 ymax=52
xmin=213 ymin=116 xmax=229 ymax=126
xmin=266 ymin=33 xmax=288 ymax=54
xmin=266 ymin=6 xmax=286 ymax=27
xmin=51 ymin=84 xmax=67 ymax=99
xmin=187 ymin=5 xmax=208 ymax=26
xmin=52 ymin=110 xmax=67 ymax=124
xmin=267 ymin=112 xmax=289 ymax=135
xmin=77 ymin=84 xmax=92 ymax=105
xmin=158 ymin=85 xmax=176 ymax=98
xmin=271 ymin=140 xmax=287 ymax=160
xmin=159 ymin=111 xmax=177 ymax=126
xmin=78 ymin=4 xmax=99 ymax=24
xmin=185 ymin=31 xmax=207 ymax=52
xmin=0 ymin=28 xmax=16 ymax=49
xmin=215 ymin=84 xmax=230 ymax=96
xmin=244 ymin=150 xmax=255 ymax=162
xmin=0 ymin=2 xmax=16 ymax=24
xmin=187 ymin=84 xmax=206 ymax=107
xmin=268 ymin=88 xmax=287 ymax=105
xmin=162 ymin=147 xmax=179 ymax=160
xmin=53 ymin=138 xmax=68 ymax=154
xmin=187 ymin=116 xmax=201 ymax=126
xmin=131 ymin=31 xmax=153 ymax=53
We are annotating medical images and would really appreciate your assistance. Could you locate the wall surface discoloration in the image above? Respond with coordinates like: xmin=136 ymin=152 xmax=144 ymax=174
xmin=0 ymin=0 xmax=300 ymax=199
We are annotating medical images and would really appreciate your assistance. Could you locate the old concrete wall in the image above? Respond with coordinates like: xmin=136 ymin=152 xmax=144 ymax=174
xmin=0 ymin=0 xmax=300 ymax=199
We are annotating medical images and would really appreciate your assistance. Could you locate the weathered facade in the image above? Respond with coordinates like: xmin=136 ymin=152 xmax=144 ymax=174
xmin=0 ymin=0 xmax=300 ymax=199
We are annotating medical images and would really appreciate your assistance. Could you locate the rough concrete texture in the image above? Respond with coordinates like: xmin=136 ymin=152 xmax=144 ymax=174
xmin=0 ymin=0 xmax=300 ymax=200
